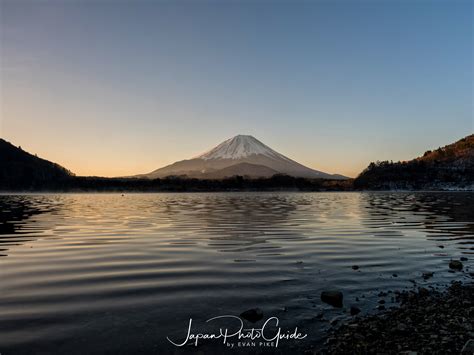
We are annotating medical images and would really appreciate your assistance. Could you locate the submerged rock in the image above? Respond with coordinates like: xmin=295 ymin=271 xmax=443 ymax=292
xmin=350 ymin=306 xmax=361 ymax=316
xmin=315 ymin=312 xmax=324 ymax=320
xmin=321 ymin=290 xmax=343 ymax=308
xmin=449 ymin=260 xmax=464 ymax=270
xmin=422 ymin=272 xmax=434 ymax=280
xmin=240 ymin=308 xmax=263 ymax=323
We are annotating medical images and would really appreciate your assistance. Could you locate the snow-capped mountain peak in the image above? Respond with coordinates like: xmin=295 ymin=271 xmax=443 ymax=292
xmin=195 ymin=135 xmax=288 ymax=160
xmin=138 ymin=134 xmax=347 ymax=180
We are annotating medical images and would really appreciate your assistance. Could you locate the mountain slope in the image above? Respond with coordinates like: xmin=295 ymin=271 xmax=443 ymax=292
xmin=0 ymin=139 xmax=73 ymax=189
xmin=201 ymin=162 xmax=279 ymax=179
xmin=354 ymin=134 xmax=474 ymax=190
xmin=139 ymin=135 xmax=347 ymax=180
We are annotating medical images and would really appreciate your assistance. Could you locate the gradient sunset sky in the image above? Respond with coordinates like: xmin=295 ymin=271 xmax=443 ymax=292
xmin=1 ymin=0 xmax=472 ymax=178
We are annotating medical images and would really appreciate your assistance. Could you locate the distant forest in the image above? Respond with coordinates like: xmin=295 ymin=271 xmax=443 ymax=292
xmin=0 ymin=174 xmax=353 ymax=192
xmin=354 ymin=135 xmax=474 ymax=190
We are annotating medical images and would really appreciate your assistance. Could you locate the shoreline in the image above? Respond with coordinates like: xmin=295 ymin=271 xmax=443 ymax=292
xmin=315 ymin=280 xmax=474 ymax=354
xmin=1 ymin=189 xmax=474 ymax=194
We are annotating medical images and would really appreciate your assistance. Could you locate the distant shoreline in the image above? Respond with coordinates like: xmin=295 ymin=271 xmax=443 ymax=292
xmin=1 ymin=179 xmax=473 ymax=192
xmin=1 ymin=186 xmax=473 ymax=194
xmin=2 ymin=172 xmax=473 ymax=193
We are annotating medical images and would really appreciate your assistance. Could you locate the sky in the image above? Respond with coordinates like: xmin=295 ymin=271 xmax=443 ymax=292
xmin=0 ymin=0 xmax=472 ymax=178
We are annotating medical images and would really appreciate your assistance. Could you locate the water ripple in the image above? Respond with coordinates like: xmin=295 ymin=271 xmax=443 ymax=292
xmin=0 ymin=192 xmax=473 ymax=354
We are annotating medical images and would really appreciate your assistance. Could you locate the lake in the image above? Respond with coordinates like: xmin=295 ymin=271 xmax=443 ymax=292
xmin=0 ymin=192 xmax=472 ymax=354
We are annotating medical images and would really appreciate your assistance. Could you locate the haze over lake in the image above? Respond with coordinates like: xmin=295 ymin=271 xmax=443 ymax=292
xmin=0 ymin=192 xmax=472 ymax=354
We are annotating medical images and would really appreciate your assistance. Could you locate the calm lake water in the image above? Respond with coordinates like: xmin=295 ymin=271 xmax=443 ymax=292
xmin=0 ymin=192 xmax=473 ymax=354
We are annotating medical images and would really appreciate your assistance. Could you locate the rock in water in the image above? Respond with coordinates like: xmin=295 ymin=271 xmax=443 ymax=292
xmin=321 ymin=290 xmax=343 ymax=308
xmin=422 ymin=272 xmax=434 ymax=280
xmin=449 ymin=260 xmax=463 ymax=270
xmin=240 ymin=308 xmax=263 ymax=323
xmin=350 ymin=306 xmax=361 ymax=316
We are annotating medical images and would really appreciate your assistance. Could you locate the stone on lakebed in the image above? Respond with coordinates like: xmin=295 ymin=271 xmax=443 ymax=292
xmin=449 ymin=260 xmax=463 ymax=270
xmin=350 ymin=305 xmax=361 ymax=316
xmin=240 ymin=308 xmax=263 ymax=323
xmin=321 ymin=290 xmax=343 ymax=308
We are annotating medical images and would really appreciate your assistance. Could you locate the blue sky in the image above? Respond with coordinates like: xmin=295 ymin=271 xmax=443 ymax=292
xmin=1 ymin=0 xmax=472 ymax=177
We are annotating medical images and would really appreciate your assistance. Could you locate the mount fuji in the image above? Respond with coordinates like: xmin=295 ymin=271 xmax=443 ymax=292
xmin=137 ymin=135 xmax=347 ymax=180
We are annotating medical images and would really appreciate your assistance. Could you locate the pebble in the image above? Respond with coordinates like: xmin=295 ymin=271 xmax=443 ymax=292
xmin=449 ymin=260 xmax=463 ymax=270
xmin=422 ymin=272 xmax=434 ymax=280
xmin=350 ymin=306 xmax=361 ymax=316
xmin=321 ymin=290 xmax=343 ymax=308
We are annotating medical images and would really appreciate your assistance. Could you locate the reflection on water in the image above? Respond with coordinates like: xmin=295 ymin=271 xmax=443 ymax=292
xmin=0 ymin=192 xmax=472 ymax=354
xmin=0 ymin=195 xmax=62 ymax=255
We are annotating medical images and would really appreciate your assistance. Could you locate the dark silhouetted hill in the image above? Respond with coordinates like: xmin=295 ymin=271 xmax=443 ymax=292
xmin=0 ymin=139 xmax=73 ymax=190
xmin=354 ymin=135 xmax=474 ymax=190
